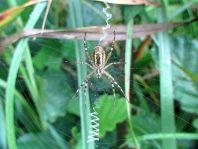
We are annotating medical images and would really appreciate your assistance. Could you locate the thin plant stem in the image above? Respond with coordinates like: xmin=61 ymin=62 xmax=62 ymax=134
xmin=125 ymin=19 xmax=140 ymax=149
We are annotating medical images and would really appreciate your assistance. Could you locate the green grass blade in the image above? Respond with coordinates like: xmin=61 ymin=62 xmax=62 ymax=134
xmin=158 ymin=1 xmax=177 ymax=148
xmin=68 ymin=1 xmax=94 ymax=149
xmin=24 ymin=48 xmax=39 ymax=99
xmin=137 ymin=133 xmax=198 ymax=141
xmin=7 ymin=0 xmax=40 ymax=117
xmin=125 ymin=19 xmax=140 ymax=149
xmin=19 ymin=66 xmax=39 ymax=106
xmin=0 ymin=99 xmax=6 ymax=149
xmin=5 ymin=3 xmax=46 ymax=149
xmin=20 ymin=50 xmax=40 ymax=114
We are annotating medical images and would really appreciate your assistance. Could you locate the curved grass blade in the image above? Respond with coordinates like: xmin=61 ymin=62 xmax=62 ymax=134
xmin=5 ymin=3 xmax=46 ymax=149
xmin=7 ymin=0 xmax=42 ymax=120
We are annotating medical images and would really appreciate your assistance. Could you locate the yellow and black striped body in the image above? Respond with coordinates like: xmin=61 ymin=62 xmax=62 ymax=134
xmin=92 ymin=46 xmax=106 ymax=78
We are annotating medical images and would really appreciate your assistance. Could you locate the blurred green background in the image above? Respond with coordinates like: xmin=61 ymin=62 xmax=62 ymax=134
xmin=0 ymin=0 xmax=198 ymax=149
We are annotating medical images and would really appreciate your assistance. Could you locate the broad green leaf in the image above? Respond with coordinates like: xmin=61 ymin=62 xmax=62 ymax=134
xmin=173 ymin=61 xmax=198 ymax=82
xmin=97 ymin=95 xmax=128 ymax=138
xmin=171 ymin=36 xmax=198 ymax=114
xmin=33 ymin=39 xmax=63 ymax=70
xmin=17 ymin=130 xmax=69 ymax=149
xmin=37 ymin=69 xmax=73 ymax=122
xmin=151 ymin=35 xmax=198 ymax=114
xmin=32 ymin=39 xmax=76 ymax=70
xmin=71 ymin=127 xmax=82 ymax=149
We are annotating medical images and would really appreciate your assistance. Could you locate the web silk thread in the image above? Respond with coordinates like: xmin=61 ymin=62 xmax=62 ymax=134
xmin=87 ymin=107 xmax=100 ymax=142
xmin=99 ymin=2 xmax=112 ymax=44
xmin=87 ymin=1 xmax=113 ymax=143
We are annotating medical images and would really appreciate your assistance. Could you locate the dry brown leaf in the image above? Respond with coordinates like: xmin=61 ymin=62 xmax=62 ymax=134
xmin=94 ymin=0 xmax=160 ymax=6
xmin=0 ymin=0 xmax=47 ymax=29
xmin=0 ymin=17 xmax=197 ymax=53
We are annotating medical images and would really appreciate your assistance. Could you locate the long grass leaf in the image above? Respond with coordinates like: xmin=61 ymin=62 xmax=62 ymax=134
xmin=137 ymin=133 xmax=198 ymax=141
xmin=7 ymin=0 xmax=41 ymax=118
xmin=68 ymin=1 xmax=94 ymax=149
xmin=0 ymin=99 xmax=6 ymax=149
xmin=24 ymin=49 xmax=40 ymax=107
xmin=157 ymin=1 xmax=177 ymax=148
xmin=5 ymin=3 xmax=46 ymax=149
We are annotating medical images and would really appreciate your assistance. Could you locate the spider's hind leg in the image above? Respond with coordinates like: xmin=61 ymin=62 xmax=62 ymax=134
xmin=104 ymin=71 xmax=129 ymax=102
xmin=111 ymin=80 xmax=116 ymax=105
xmin=72 ymin=70 xmax=95 ymax=100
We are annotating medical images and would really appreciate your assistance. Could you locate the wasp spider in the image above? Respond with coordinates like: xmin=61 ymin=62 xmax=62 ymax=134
xmin=72 ymin=31 xmax=128 ymax=102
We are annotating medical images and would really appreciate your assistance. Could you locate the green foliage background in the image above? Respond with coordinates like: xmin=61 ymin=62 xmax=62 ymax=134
xmin=0 ymin=0 xmax=198 ymax=149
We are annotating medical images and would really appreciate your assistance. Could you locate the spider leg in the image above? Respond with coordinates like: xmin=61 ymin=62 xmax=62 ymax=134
xmin=105 ymin=31 xmax=115 ymax=65
xmin=72 ymin=70 xmax=95 ymax=99
xmin=64 ymin=61 xmax=94 ymax=69
xmin=103 ymin=71 xmax=116 ymax=103
xmin=84 ymin=32 xmax=94 ymax=65
xmin=103 ymin=71 xmax=129 ymax=102
xmin=79 ymin=62 xmax=94 ymax=69
xmin=104 ymin=61 xmax=125 ymax=70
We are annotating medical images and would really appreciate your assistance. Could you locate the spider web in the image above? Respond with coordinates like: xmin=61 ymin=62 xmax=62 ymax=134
xmin=1 ymin=35 xmax=197 ymax=148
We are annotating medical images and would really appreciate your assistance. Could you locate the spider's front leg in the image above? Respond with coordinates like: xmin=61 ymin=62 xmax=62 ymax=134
xmin=105 ymin=31 xmax=116 ymax=65
xmin=64 ymin=61 xmax=93 ymax=69
xmin=104 ymin=61 xmax=125 ymax=70
xmin=84 ymin=32 xmax=94 ymax=65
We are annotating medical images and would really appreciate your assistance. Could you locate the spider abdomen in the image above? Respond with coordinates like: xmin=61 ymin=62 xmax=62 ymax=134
xmin=93 ymin=46 xmax=106 ymax=67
